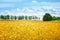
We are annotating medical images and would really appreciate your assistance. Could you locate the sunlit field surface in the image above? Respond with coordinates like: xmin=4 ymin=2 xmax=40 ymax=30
xmin=0 ymin=20 xmax=60 ymax=40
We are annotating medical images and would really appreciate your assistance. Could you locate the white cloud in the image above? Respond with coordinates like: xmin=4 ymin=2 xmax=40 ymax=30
xmin=32 ymin=0 xmax=38 ymax=3
xmin=0 ymin=7 xmax=60 ymax=20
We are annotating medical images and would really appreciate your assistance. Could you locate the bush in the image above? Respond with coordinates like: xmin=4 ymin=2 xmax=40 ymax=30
xmin=52 ymin=16 xmax=57 ymax=20
xmin=43 ymin=13 xmax=52 ymax=21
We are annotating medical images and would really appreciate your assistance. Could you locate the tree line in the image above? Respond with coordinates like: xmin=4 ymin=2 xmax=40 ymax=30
xmin=43 ymin=13 xmax=60 ymax=21
xmin=0 ymin=13 xmax=60 ymax=21
xmin=52 ymin=16 xmax=60 ymax=20
xmin=0 ymin=15 xmax=40 ymax=20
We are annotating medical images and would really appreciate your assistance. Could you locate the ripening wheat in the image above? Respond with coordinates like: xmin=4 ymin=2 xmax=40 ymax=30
xmin=0 ymin=20 xmax=60 ymax=40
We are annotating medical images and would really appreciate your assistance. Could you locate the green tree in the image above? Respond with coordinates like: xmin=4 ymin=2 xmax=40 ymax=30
xmin=35 ymin=16 xmax=38 ymax=20
xmin=57 ymin=17 xmax=60 ymax=20
xmin=21 ymin=16 xmax=24 ymax=20
xmin=25 ymin=16 xmax=28 ymax=20
xmin=18 ymin=16 xmax=23 ymax=20
xmin=5 ymin=15 xmax=10 ymax=20
xmin=0 ymin=15 xmax=1 ymax=20
xmin=11 ymin=15 xmax=14 ymax=20
xmin=29 ymin=16 xmax=32 ymax=20
xmin=14 ymin=16 xmax=17 ymax=20
xmin=0 ymin=15 xmax=4 ymax=20
xmin=52 ymin=16 xmax=57 ymax=20
xmin=43 ymin=13 xmax=52 ymax=21
xmin=32 ymin=16 xmax=35 ymax=20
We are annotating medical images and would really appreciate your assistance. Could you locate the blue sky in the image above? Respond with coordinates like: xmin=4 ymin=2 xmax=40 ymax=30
xmin=0 ymin=0 xmax=60 ymax=20
xmin=0 ymin=0 xmax=60 ymax=9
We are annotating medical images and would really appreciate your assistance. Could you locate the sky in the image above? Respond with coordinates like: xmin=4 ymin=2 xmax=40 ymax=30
xmin=0 ymin=0 xmax=60 ymax=20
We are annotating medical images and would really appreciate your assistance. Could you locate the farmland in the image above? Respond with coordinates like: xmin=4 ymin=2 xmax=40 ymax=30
xmin=0 ymin=20 xmax=60 ymax=40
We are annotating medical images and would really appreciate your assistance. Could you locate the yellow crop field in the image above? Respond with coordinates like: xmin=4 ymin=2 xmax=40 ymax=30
xmin=0 ymin=20 xmax=60 ymax=40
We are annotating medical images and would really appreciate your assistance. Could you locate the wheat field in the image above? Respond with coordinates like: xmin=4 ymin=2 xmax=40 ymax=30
xmin=0 ymin=20 xmax=60 ymax=40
